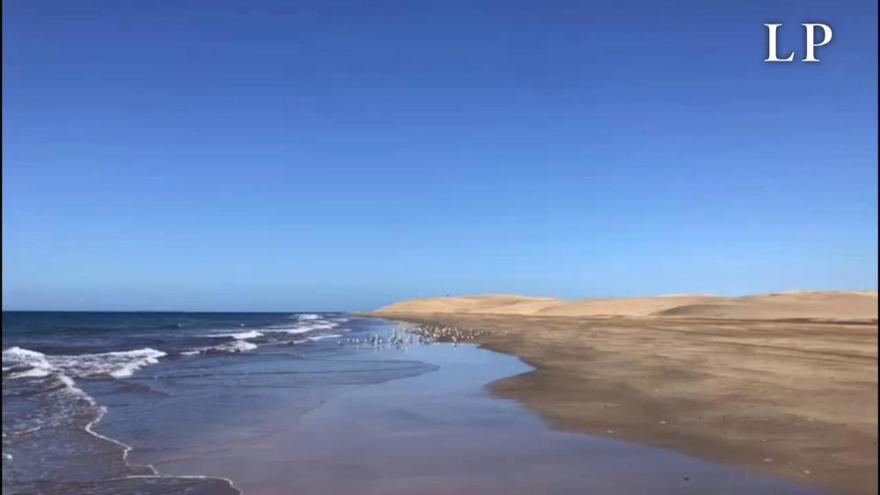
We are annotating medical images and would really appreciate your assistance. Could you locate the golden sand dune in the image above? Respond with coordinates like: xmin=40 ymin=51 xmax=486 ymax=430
xmin=377 ymin=291 xmax=878 ymax=321
xmin=373 ymin=294 xmax=879 ymax=494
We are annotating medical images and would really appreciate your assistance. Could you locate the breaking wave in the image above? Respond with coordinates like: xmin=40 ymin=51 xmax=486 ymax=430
xmin=2 ymin=347 xmax=167 ymax=380
xmin=207 ymin=330 xmax=264 ymax=340
xmin=181 ymin=340 xmax=258 ymax=356
xmin=295 ymin=314 xmax=321 ymax=321
xmin=267 ymin=320 xmax=339 ymax=335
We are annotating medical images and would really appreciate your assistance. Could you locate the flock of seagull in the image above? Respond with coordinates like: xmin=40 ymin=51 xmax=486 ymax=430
xmin=339 ymin=324 xmax=487 ymax=350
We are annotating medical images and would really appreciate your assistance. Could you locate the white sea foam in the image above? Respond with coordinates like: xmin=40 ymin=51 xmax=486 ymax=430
xmin=207 ymin=330 xmax=264 ymax=340
xmin=215 ymin=341 xmax=258 ymax=353
xmin=2 ymin=347 xmax=54 ymax=378
xmin=183 ymin=340 xmax=258 ymax=356
xmin=270 ymin=321 xmax=340 ymax=335
xmin=55 ymin=372 xmax=99 ymax=406
xmin=2 ymin=346 xmax=167 ymax=380
xmin=59 ymin=348 xmax=167 ymax=379
xmin=263 ymin=314 xmax=346 ymax=335
xmin=307 ymin=334 xmax=342 ymax=341
xmin=2 ymin=347 xmax=241 ymax=493
xmin=82 ymin=403 xmax=242 ymax=493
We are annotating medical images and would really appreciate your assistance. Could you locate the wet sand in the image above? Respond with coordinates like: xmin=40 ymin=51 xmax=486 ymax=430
xmin=372 ymin=313 xmax=878 ymax=495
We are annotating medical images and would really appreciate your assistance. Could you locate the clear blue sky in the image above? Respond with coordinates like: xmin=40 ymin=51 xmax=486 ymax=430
xmin=3 ymin=0 xmax=877 ymax=311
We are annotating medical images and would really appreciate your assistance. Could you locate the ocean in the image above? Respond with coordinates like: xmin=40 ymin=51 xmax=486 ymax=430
xmin=2 ymin=311 xmax=828 ymax=495
xmin=2 ymin=312 xmax=433 ymax=494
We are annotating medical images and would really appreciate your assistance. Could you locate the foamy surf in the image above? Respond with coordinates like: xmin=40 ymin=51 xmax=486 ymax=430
xmin=2 ymin=347 xmax=241 ymax=494
xmin=296 ymin=314 xmax=322 ymax=321
xmin=2 ymin=313 xmax=376 ymax=494
xmin=1 ymin=346 xmax=238 ymax=491
xmin=268 ymin=320 xmax=340 ymax=335
xmin=211 ymin=341 xmax=258 ymax=353
xmin=207 ymin=330 xmax=264 ymax=340
xmin=2 ymin=346 xmax=167 ymax=380
xmin=2 ymin=346 xmax=54 ymax=378
xmin=181 ymin=340 xmax=259 ymax=356
xmin=2 ymin=312 xmax=362 ymax=494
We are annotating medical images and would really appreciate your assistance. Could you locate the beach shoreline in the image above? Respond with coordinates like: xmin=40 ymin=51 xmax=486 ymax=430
xmin=366 ymin=310 xmax=878 ymax=495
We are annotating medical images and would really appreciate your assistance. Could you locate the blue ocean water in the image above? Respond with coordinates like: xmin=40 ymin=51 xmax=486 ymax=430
xmin=2 ymin=312 xmax=433 ymax=494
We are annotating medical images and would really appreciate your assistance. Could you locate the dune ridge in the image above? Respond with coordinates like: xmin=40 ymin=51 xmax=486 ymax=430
xmin=376 ymin=291 xmax=878 ymax=321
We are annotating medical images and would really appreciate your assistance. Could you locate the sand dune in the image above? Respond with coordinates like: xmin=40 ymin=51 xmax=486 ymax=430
xmin=376 ymin=291 xmax=878 ymax=321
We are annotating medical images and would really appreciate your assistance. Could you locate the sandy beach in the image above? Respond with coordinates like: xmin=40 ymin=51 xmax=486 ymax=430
xmin=372 ymin=292 xmax=879 ymax=495
xmin=5 ymin=313 xmax=834 ymax=495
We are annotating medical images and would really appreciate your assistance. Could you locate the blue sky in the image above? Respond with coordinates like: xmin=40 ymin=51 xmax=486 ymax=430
xmin=3 ymin=0 xmax=877 ymax=311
